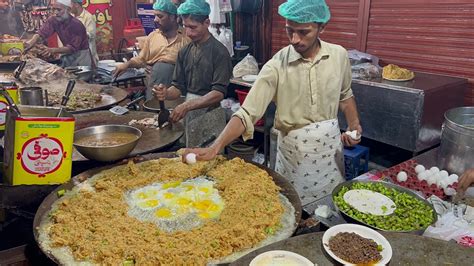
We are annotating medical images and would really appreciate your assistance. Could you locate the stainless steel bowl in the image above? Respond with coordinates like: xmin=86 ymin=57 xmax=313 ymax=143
xmin=74 ymin=125 xmax=142 ymax=162
xmin=332 ymin=180 xmax=438 ymax=235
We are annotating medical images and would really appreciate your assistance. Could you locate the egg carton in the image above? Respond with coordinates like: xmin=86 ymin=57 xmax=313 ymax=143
xmin=375 ymin=160 xmax=458 ymax=200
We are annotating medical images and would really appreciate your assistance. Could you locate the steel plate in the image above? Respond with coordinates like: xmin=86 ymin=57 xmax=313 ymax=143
xmin=72 ymin=111 xmax=184 ymax=161
xmin=331 ymin=180 xmax=438 ymax=235
xmin=33 ymin=152 xmax=302 ymax=265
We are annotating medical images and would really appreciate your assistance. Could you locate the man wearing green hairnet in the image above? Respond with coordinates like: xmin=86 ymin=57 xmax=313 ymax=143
xmin=114 ymin=0 xmax=190 ymax=100
xmin=182 ymin=0 xmax=362 ymax=205
xmin=153 ymin=0 xmax=232 ymax=147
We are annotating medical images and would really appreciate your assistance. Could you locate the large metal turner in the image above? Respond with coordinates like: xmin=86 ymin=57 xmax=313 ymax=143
xmin=157 ymin=100 xmax=170 ymax=128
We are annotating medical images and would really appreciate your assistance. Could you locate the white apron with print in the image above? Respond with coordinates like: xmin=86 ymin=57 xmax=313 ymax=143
xmin=275 ymin=119 xmax=345 ymax=206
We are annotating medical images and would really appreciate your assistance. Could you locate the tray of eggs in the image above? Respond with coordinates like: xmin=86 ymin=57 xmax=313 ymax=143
xmin=376 ymin=160 xmax=458 ymax=199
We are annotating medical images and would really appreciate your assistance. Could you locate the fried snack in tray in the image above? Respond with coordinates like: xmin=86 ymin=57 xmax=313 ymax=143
xmin=382 ymin=64 xmax=415 ymax=80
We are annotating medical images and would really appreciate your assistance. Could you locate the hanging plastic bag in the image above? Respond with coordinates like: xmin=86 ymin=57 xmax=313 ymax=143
xmin=220 ymin=0 xmax=233 ymax=12
xmin=217 ymin=26 xmax=234 ymax=57
xmin=233 ymin=53 xmax=259 ymax=78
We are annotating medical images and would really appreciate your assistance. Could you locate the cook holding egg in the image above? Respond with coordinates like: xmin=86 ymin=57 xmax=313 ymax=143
xmin=458 ymin=169 xmax=474 ymax=196
xmin=183 ymin=0 xmax=362 ymax=205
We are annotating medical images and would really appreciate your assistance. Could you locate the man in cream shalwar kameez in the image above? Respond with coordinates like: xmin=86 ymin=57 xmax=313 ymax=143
xmin=182 ymin=0 xmax=362 ymax=206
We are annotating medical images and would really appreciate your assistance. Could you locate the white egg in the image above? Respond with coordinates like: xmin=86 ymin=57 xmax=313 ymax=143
xmin=434 ymin=173 xmax=444 ymax=186
xmin=446 ymin=178 xmax=456 ymax=186
xmin=438 ymin=179 xmax=449 ymax=190
xmin=449 ymin=174 xmax=459 ymax=182
xmin=417 ymin=171 xmax=428 ymax=181
xmin=439 ymin=170 xmax=449 ymax=179
xmin=427 ymin=175 xmax=437 ymax=186
xmin=415 ymin=165 xmax=425 ymax=174
xmin=430 ymin=167 xmax=440 ymax=173
xmin=397 ymin=171 xmax=408 ymax=182
xmin=444 ymin=187 xmax=456 ymax=196
xmin=347 ymin=130 xmax=360 ymax=140
xmin=185 ymin=153 xmax=197 ymax=164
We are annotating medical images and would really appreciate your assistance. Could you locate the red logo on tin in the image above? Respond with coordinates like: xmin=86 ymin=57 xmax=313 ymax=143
xmin=16 ymin=134 xmax=66 ymax=178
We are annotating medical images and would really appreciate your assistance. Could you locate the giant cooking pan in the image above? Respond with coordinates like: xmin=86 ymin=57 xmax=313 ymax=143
xmin=33 ymin=152 xmax=302 ymax=264
xmin=0 ymin=74 xmax=128 ymax=113
xmin=72 ymin=111 xmax=184 ymax=161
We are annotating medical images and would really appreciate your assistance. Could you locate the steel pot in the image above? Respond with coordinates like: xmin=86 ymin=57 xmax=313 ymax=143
xmin=438 ymin=106 xmax=474 ymax=175
xmin=19 ymin=87 xmax=48 ymax=106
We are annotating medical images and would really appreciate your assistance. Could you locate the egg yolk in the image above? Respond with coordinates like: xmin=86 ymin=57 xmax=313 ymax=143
xmin=162 ymin=181 xmax=181 ymax=189
xmin=176 ymin=198 xmax=192 ymax=206
xmin=137 ymin=199 xmax=159 ymax=208
xmin=199 ymin=187 xmax=210 ymax=194
xmin=137 ymin=192 xmax=147 ymax=199
xmin=193 ymin=200 xmax=213 ymax=211
xmin=198 ymin=212 xmax=210 ymax=219
xmin=163 ymin=192 xmax=174 ymax=199
xmin=208 ymin=203 xmax=220 ymax=212
xmin=183 ymin=185 xmax=194 ymax=191
xmin=155 ymin=208 xmax=172 ymax=218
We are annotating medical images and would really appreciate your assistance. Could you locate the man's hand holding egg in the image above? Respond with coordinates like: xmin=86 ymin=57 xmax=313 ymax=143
xmin=341 ymin=125 xmax=362 ymax=147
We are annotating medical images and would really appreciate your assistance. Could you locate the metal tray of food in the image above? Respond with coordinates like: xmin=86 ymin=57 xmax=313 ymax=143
xmin=331 ymin=180 xmax=438 ymax=235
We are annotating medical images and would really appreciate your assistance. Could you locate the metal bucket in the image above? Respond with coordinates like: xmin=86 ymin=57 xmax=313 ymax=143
xmin=438 ymin=106 xmax=474 ymax=175
xmin=19 ymin=87 xmax=48 ymax=106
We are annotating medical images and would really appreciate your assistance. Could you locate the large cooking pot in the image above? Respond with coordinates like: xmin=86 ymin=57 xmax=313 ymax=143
xmin=438 ymin=106 xmax=474 ymax=175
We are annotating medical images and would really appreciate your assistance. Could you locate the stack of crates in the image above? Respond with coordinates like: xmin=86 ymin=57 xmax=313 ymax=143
xmin=343 ymin=145 xmax=369 ymax=180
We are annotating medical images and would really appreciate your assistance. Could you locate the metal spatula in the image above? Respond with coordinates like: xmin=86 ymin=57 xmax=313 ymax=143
xmin=157 ymin=100 xmax=170 ymax=128
xmin=57 ymin=80 xmax=75 ymax=117
xmin=14 ymin=61 xmax=27 ymax=80
xmin=109 ymin=95 xmax=145 ymax=115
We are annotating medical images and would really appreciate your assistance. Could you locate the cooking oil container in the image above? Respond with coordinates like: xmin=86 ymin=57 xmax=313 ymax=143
xmin=3 ymin=106 xmax=75 ymax=185
xmin=438 ymin=107 xmax=474 ymax=175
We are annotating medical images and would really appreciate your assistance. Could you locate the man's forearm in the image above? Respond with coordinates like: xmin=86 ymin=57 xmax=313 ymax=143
xmin=212 ymin=116 xmax=246 ymax=152
xmin=52 ymin=46 xmax=73 ymax=55
xmin=126 ymin=58 xmax=146 ymax=69
xmin=340 ymin=97 xmax=360 ymax=129
xmin=27 ymin=34 xmax=42 ymax=48
xmin=182 ymin=90 xmax=224 ymax=112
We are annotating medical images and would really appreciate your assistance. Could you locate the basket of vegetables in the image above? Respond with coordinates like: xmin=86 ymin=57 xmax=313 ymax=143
xmin=332 ymin=180 xmax=437 ymax=235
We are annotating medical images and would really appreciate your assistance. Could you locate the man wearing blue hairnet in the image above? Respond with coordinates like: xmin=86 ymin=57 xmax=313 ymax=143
xmin=153 ymin=0 xmax=232 ymax=147
xmin=183 ymin=0 xmax=362 ymax=205
xmin=114 ymin=0 xmax=190 ymax=100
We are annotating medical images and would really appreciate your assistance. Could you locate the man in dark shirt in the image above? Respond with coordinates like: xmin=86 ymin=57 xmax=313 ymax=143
xmin=153 ymin=0 xmax=232 ymax=147
xmin=24 ymin=0 xmax=91 ymax=67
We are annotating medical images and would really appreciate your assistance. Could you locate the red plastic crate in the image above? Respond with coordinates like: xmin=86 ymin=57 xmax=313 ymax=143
xmin=235 ymin=89 xmax=264 ymax=126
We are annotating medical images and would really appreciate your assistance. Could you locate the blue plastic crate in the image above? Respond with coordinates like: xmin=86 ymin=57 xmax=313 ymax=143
xmin=343 ymin=145 xmax=369 ymax=180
